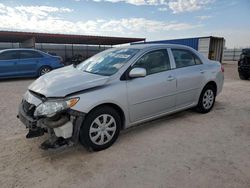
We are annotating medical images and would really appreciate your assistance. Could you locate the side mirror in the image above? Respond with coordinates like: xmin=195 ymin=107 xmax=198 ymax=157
xmin=129 ymin=68 xmax=146 ymax=78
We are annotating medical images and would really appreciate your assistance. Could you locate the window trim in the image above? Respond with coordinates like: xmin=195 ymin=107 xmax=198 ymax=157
xmin=0 ymin=50 xmax=44 ymax=61
xmin=131 ymin=49 xmax=172 ymax=76
xmin=120 ymin=48 xmax=173 ymax=80
xmin=171 ymin=48 xmax=203 ymax=69
xmin=19 ymin=50 xmax=43 ymax=59
xmin=0 ymin=51 xmax=20 ymax=61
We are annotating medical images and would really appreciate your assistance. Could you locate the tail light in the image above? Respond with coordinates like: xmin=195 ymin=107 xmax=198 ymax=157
xmin=58 ymin=57 xmax=64 ymax=65
xmin=221 ymin=65 xmax=224 ymax=73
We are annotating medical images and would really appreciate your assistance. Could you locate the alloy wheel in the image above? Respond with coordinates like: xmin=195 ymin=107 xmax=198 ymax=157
xmin=202 ymin=89 xmax=214 ymax=110
xmin=40 ymin=67 xmax=51 ymax=75
xmin=89 ymin=114 xmax=117 ymax=145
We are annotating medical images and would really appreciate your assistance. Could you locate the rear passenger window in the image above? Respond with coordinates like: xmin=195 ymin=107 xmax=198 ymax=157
xmin=133 ymin=49 xmax=171 ymax=75
xmin=0 ymin=51 xmax=19 ymax=60
xmin=19 ymin=51 xmax=43 ymax=59
xmin=172 ymin=49 xmax=202 ymax=68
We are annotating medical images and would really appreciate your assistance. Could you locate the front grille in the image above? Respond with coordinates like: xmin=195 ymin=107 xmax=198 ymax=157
xmin=23 ymin=100 xmax=36 ymax=117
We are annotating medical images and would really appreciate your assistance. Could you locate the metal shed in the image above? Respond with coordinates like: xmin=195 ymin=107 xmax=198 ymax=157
xmin=0 ymin=31 xmax=146 ymax=60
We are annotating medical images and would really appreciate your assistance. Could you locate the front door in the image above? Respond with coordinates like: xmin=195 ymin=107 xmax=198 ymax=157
xmin=126 ymin=49 xmax=176 ymax=123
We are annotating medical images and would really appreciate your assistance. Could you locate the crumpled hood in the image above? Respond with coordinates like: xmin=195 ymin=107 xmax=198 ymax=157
xmin=29 ymin=66 xmax=109 ymax=97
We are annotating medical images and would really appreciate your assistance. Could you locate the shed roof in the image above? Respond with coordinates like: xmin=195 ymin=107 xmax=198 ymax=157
xmin=0 ymin=31 xmax=145 ymax=45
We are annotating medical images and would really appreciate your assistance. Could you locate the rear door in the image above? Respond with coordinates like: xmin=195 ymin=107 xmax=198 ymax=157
xmin=170 ymin=49 xmax=205 ymax=108
xmin=0 ymin=51 xmax=19 ymax=78
xmin=17 ymin=50 xmax=43 ymax=76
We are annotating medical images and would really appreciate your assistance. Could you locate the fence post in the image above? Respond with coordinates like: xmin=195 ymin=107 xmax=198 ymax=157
xmin=233 ymin=48 xmax=236 ymax=61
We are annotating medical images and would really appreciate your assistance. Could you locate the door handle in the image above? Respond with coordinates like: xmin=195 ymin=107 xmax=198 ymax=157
xmin=167 ymin=76 xmax=175 ymax=81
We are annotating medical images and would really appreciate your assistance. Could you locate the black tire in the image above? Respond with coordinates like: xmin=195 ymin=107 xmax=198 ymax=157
xmin=39 ymin=66 xmax=52 ymax=76
xmin=196 ymin=85 xmax=216 ymax=113
xmin=239 ymin=73 xmax=248 ymax=80
xmin=79 ymin=106 xmax=121 ymax=151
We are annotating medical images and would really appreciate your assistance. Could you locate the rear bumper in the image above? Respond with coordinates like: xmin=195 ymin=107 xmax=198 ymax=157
xmin=216 ymin=71 xmax=224 ymax=96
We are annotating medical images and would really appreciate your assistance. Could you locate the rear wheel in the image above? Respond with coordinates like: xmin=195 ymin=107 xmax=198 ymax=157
xmin=239 ymin=73 xmax=248 ymax=80
xmin=39 ymin=66 xmax=52 ymax=76
xmin=79 ymin=106 xmax=121 ymax=151
xmin=196 ymin=85 xmax=216 ymax=113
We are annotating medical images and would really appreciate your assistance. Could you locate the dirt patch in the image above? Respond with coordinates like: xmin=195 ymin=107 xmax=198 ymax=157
xmin=0 ymin=63 xmax=249 ymax=188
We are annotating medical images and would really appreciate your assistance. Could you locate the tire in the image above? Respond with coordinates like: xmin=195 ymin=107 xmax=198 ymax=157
xmin=79 ymin=106 xmax=121 ymax=151
xmin=196 ymin=85 xmax=216 ymax=113
xmin=39 ymin=66 xmax=52 ymax=76
xmin=239 ymin=73 xmax=248 ymax=80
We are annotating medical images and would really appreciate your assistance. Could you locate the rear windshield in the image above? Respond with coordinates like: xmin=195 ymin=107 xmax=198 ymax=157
xmin=76 ymin=48 xmax=139 ymax=76
xmin=242 ymin=49 xmax=250 ymax=54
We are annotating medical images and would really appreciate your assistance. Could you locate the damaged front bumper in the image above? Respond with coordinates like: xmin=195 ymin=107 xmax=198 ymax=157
xmin=17 ymin=99 xmax=85 ymax=150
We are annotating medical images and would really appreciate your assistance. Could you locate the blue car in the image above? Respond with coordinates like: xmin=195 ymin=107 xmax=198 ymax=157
xmin=0 ymin=48 xmax=64 ymax=79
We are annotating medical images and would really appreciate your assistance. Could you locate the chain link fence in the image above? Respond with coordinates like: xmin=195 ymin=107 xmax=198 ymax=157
xmin=223 ymin=48 xmax=242 ymax=61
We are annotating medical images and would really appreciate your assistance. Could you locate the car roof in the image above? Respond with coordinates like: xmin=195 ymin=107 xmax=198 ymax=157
xmin=119 ymin=43 xmax=195 ymax=51
xmin=0 ymin=48 xmax=43 ymax=53
xmin=0 ymin=44 xmax=195 ymax=55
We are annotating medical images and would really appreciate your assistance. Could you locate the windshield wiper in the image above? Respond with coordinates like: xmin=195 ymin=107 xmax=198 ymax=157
xmin=83 ymin=70 xmax=110 ymax=76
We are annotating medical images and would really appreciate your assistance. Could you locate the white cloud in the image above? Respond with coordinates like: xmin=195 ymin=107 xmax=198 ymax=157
xmin=91 ymin=0 xmax=214 ymax=13
xmin=197 ymin=15 xmax=212 ymax=20
xmin=168 ymin=0 xmax=214 ymax=13
xmin=93 ymin=0 xmax=158 ymax=5
xmin=0 ymin=2 xmax=248 ymax=48
xmin=0 ymin=3 xmax=200 ymax=36
xmin=158 ymin=7 xmax=168 ymax=11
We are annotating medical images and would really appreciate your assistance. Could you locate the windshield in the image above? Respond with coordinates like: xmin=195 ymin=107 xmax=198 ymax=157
xmin=76 ymin=48 xmax=139 ymax=76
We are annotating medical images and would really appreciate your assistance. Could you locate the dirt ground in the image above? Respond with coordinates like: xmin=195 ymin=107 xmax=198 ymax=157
xmin=0 ymin=62 xmax=249 ymax=188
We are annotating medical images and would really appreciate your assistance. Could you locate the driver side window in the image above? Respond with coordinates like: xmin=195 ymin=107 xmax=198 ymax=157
xmin=133 ymin=49 xmax=171 ymax=75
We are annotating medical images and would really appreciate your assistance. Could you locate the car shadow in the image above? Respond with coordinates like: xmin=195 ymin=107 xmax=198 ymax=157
xmin=120 ymin=101 xmax=224 ymax=139
xmin=0 ymin=77 xmax=35 ymax=82
xmin=40 ymin=102 xmax=225 ymax=159
xmin=121 ymin=109 xmax=193 ymax=136
xmin=37 ymin=111 xmax=188 ymax=160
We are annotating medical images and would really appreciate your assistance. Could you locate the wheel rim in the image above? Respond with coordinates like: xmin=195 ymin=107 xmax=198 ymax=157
xmin=40 ymin=67 xmax=51 ymax=75
xmin=202 ymin=89 xmax=214 ymax=110
xmin=89 ymin=114 xmax=117 ymax=145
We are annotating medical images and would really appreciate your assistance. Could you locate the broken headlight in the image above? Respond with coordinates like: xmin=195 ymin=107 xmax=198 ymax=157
xmin=34 ymin=98 xmax=79 ymax=117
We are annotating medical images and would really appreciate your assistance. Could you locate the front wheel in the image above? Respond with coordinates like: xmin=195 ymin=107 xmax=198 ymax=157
xmin=196 ymin=85 xmax=216 ymax=113
xmin=79 ymin=106 xmax=121 ymax=151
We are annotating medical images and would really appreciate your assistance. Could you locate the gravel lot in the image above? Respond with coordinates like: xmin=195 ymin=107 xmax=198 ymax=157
xmin=0 ymin=62 xmax=249 ymax=188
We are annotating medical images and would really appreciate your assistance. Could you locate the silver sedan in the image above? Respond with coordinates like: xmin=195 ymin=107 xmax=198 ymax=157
xmin=18 ymin=44 xmax=224 ymax=151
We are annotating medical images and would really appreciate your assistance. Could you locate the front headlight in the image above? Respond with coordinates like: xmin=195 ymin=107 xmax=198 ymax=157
xmin=34 ymin=98 xmax=79 ymax=117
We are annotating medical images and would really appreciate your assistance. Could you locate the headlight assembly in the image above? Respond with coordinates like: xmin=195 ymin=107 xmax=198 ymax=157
xmin=34 ymin=98 xmax=79 ymax=117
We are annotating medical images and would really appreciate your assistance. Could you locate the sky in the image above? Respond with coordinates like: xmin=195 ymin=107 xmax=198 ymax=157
xmin=0 ymin=0 xmax=249 ymax=48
